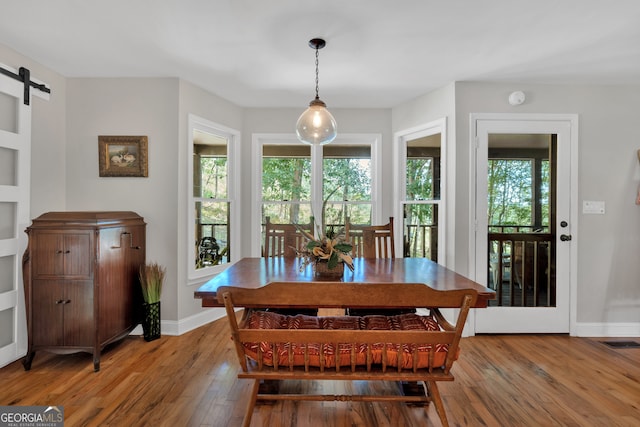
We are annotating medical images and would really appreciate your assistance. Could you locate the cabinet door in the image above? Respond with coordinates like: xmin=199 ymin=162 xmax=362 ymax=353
xmin=33 ymin=232 xmax=93 ymax=278
xmin=31 ymin=279 xmax=94 ymax=347
xmin=63 ymin=281 xmax=94 ymax=346
xmin=63 ymin=234 xmax=93 ymax=278
xmin=33 ymin=233 xmax=65 ymax=276
xmin=31 ymin=280 xmax=65 ymax=347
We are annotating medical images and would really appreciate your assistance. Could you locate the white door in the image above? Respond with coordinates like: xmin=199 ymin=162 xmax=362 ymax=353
xmin=472 ymin=114 xmax=577 ymax=333
xmin=0 ymin=68 xmax=31 ymax=367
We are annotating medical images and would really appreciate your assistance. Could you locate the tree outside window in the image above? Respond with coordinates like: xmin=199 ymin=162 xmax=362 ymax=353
xmin=487 ymin=159 xmax=550 ymax=232
xmin=260 ymin=143 xmax=373 ymax=236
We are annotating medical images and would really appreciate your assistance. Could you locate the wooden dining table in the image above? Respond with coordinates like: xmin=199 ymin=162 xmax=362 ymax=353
xmin=194 ymin=257 xmax=495 ymax=309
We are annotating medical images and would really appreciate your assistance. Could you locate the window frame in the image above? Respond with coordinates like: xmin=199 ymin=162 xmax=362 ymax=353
xmin=394 ymin=118 xmax=447 ymax=263
xmin=187 ymin=114 xmax=240 ymax=282
xmin=251 ymin=133 xmax=381 ymax=257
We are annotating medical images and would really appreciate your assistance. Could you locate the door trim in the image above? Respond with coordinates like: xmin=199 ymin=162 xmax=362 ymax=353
xmin=468 ymin=113 xmax=579 ymax=335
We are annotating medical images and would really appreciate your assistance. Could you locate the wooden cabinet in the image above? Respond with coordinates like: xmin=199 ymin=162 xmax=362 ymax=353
xmin=22 ymin=211 xmax=146 ymax=371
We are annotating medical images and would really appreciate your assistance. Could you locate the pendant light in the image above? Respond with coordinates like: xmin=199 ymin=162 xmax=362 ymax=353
xmin=296 ymin=38 xmax=337 ymax=145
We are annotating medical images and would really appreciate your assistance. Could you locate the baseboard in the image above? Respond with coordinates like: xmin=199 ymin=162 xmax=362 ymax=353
xmin=573 ymin=322 xmax=640 ymax=337
xmin=129 ymin=307 xmax=227 ymax=337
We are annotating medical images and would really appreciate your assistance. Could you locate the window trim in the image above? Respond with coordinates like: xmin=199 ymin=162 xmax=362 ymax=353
xmin=251 ymin=133 xmax=382 ymax=257
xmin=187 ymin=114 xmax=240 ymax=283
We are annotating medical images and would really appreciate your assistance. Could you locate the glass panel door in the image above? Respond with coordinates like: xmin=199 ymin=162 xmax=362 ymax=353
xmin=487 ymin=134 xmax=554 ymax=307
xmin=474 ymin=117 xmax=574 ymax=334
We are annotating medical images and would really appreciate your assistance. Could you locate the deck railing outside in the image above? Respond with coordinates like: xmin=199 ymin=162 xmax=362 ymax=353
xmin=404 ymin=223 xmax=437 ymax=260
xmin=488 ymin=228 xmax=554 ymax=307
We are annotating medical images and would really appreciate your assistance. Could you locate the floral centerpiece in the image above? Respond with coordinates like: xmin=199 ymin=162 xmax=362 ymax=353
xmin=295 ymin=223 xmax=354 ymax=274
xmin=293 ymin=189 xmax=354 ymax=275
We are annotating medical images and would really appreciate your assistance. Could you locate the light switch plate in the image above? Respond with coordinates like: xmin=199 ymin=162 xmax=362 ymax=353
xmin=583 ymin=200 xmax=605 ymax=214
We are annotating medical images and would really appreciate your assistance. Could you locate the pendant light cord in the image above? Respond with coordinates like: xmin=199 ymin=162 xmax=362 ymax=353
xmin=314 ymin=47 xmax=320 ymax=100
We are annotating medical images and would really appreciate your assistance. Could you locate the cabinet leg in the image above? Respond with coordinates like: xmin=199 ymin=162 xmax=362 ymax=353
xmin=23 ymin=351 xmax=35 ymax=371
xmin=93 ymin=356 xmax=100 ymax=372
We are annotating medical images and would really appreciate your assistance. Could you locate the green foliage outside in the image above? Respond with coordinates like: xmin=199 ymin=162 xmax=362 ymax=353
xmin=406 ymin=158 xmax=434 ymax=200
xmin=198 ymin=157 xmax=228 ymax=227
xmin=262 ymin=157 xmax=311 ymax=223
xmin=323 ymin=158 xmax=371 ymax=225
xmin=405 ymin=157 xmax=437 ymax=259
xmin=487 ymin=159 xmax=549 ymax=229
xmin=261 ymin=156 xmax=373 ymax=226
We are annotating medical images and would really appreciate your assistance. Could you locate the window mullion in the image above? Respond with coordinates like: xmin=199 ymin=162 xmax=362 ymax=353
xmin=311 ymin=144 xmax=324 ymax=221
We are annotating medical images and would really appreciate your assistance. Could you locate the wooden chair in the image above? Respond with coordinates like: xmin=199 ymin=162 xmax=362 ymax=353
xmin=346 ymin=217 xmax=407 ymax=318
xmin=263 ymin=216 xmax=314 ymax=258
xmin=263 ymin=216 xmax=317 ymax=316
xmin=344 ymin=217 xmax=365 ymax=257
xmin=346 ymin=216 xmax=395 ymax=258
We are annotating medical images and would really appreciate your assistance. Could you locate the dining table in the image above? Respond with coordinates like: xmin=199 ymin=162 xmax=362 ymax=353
xmin=194 ymin=257 xmax=495 ymax=309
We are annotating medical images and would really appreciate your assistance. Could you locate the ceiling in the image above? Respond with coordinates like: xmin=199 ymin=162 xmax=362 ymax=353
xmin=1 ymin=0 xmax=639 ymax=109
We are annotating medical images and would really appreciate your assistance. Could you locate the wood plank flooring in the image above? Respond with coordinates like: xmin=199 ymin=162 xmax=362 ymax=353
xmin=1 ymin=317 xmax=639 ymax=426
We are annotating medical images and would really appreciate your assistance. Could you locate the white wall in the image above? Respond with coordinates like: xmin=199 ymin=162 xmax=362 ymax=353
xmin=66 ymin=77 xmax=181 ymax=321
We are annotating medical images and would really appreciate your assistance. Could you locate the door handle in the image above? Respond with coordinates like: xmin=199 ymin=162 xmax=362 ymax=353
xmin=560 ymin=234 xmax=572 ymax=241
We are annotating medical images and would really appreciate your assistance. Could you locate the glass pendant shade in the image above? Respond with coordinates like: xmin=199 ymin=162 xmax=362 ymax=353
xmin=296 ymin=98 xmax=337 ymax=145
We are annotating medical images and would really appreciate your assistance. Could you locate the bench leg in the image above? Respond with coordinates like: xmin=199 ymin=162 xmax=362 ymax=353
xmin=426 ymin=381 xmax=449 ymax=427
xmin=242 ymin=379 xmax=260 ymax=427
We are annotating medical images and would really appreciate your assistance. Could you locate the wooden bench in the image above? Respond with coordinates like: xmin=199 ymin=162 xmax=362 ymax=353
xmin=218 ymin=281 xmax=478 ymax=427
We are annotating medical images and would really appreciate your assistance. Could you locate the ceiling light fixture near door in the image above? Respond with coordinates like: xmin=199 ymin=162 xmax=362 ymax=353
xmin=296 ymin=38 xmax=337 ymax=145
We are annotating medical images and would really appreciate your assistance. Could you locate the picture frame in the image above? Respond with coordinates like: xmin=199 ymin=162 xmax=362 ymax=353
xmin=98 ymin=135 xmax=148 ymax=177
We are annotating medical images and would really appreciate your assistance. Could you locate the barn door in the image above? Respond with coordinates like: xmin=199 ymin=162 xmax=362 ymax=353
xmin=0 ymin=65 xmax=34 ymax=367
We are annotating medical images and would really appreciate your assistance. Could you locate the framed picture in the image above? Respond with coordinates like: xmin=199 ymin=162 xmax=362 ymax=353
xmin=98 ymin=135 xmax=148 ymax=177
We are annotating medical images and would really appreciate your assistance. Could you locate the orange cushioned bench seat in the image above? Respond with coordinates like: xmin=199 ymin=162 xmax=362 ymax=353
xmin=242 ymin=311 xmax=456 ymax=369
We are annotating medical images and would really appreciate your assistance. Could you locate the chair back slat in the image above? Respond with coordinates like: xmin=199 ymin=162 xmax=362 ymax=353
xmin=346 ymin=217 xmax=395 ymax=259
xmin=263 ymin=216 xmax=314 ymax=258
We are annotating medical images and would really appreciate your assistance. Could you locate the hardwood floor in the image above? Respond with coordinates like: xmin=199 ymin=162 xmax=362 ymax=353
xmin=1 ymin=317 xmax=639 ymax=426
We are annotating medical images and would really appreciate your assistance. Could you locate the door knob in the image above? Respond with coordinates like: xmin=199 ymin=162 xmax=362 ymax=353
xmin=560 ymin=234 xmax=572 ymax=241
